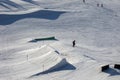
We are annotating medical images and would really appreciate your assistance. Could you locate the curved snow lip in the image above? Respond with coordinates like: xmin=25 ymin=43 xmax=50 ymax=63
xmin=22 ymin=0 xmax=39 ymax=5
xmin=30 ymin=59 xmax=76 ymax=77
xmin=0 ymin=10 xmax=66 ymax=25
xmin=0 ymin=0 xmax=25 ymax=10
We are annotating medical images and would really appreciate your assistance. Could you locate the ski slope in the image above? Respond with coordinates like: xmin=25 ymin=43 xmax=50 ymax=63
xmin=0 ymin=0 xmax=120 ymax=80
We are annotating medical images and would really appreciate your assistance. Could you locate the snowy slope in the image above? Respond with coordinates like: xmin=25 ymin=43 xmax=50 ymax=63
xmin=0 ymin=0 xmax=120 ymax=80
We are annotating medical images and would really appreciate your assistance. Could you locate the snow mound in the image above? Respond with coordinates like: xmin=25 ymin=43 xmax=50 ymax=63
xmin=0 ymin=44 xmax=75 ymax=78
xmin=30 ymin=58 xmax=76 ymax=77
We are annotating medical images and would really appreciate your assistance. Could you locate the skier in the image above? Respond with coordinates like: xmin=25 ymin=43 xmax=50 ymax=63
xmin=83 ymin=0 xmax=85 ymax=3
xmin=97 ymin=3 xmax=99 ymax=7
xmin=101 ymin=4 xmax=103 ymax=7
xmin=72 ymin=40 xmax=76 ymax=47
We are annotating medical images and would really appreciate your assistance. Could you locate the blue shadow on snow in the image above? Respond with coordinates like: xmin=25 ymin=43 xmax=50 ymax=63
xmin=22 ymin=0 xmax=39 ymax=5
xmin=104 ymin=68 xmax=120 ymax=76
xmin=29 ymin=60 xmax=76 ymax=78
xmin=0 ymin=0 xmax=24 ymax=9
xmin=0 ymin=10 xmax=66 ymax=25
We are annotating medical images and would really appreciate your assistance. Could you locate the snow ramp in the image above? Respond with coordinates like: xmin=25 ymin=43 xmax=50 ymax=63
xmin=30 ymin=58 xmax=76 ymax=77
xmin=0 ymin=45 xmax=75 ymax=78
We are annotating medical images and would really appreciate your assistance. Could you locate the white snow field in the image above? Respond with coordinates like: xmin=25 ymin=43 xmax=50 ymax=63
xmin=0 ymin=0 xmax=120 ymax=80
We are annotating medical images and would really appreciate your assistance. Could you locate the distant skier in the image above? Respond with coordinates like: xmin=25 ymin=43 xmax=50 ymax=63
xmin=83 ymin=0 xmax=85 ymax=3
xmin=97 ymin=3 xmax=99 ymax=7
xmin=101 ymin=4 xmax=103 ymax=7
xmin=72 ymin=40 xmax=76 ymax=47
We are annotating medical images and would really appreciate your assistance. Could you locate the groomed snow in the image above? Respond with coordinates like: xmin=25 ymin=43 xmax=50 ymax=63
xmin=0 ymin=0 xmax=120 ymax=80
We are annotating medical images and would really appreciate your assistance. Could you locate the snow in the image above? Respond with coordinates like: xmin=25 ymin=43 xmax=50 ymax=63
xmin=0 ymin=0 xmax=120 ymax=80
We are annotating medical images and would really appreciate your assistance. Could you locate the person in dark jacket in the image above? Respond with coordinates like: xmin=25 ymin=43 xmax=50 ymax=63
xmin=72 ymin=40 xmax=76 ymax=47
xmin=83 ymin=0 xmax=85 ymax=3
xmin=101 ymin=4 xmax=103 ymax=7
xmin=97 ymin=3 xmax=99 ymax=7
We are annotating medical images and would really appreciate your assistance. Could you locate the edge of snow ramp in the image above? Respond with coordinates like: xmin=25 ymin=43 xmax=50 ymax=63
xmin=30 ymin=58 xmax=76 ymax=77
xmin=0 ymin=10 xmax=66 ymax=25
xmin=29 ymin=36 xmax=58 ymax=42
xmin=22 ymin=0 xmax=39 ymax=5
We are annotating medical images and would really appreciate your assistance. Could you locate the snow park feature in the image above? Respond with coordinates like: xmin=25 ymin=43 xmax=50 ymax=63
xmin=101 ymin=65 xmax=109 ymax=72
xmin=114 ymin=64 xmax=120 ymax=69
xmin=0 ymin=0 xmax=120 ymax=80
xmin=29 ymin=36 xmax=57 ymax=42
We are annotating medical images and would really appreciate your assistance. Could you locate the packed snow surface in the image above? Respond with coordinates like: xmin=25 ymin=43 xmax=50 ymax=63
xmin=0 ymin=0 xmax=120 ymax=80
